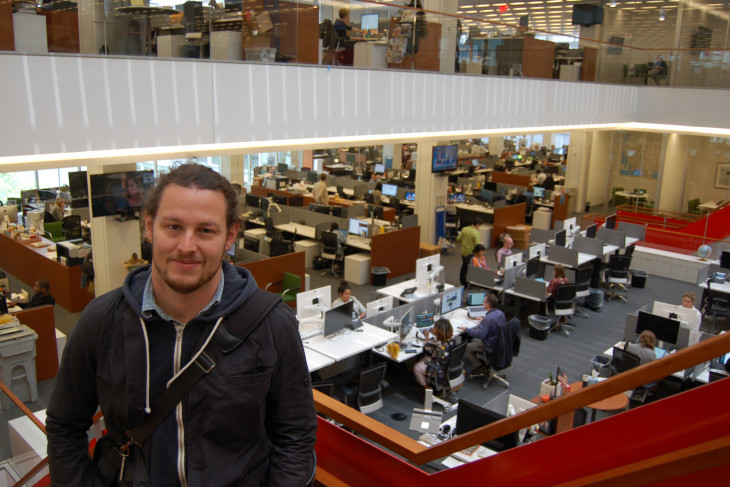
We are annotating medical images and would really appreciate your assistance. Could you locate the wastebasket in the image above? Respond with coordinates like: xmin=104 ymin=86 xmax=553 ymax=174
xmin=371 ymin=267 xmax=390 ymax=286
xmin=528 ymin=314 xmax=551 ymax=341
xmin=584 ymin=201 xmax=591 ymax=212
xmin=591 ymin=355 xmax=612 ymax=378
xmin=631 ymin=270 xmax=648 ymax=289
xmin=586 ymin=288 xmax=604 ymax=310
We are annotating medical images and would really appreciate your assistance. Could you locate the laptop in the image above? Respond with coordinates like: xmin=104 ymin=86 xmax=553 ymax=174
xmin=466 ymin=291 xmax=487 ymax=318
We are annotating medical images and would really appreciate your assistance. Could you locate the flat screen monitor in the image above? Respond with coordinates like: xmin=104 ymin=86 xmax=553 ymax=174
xmin=277 ymin=163 xmax=288 ymax=173
xmin=360 ymin=12 xmax=379 ymax=32
xmin=314 ymin=205 xmax=330 ymax=215
xmin=529 ymin=243 xmax=546 ymax=259
xmin=68 ymin=171 xmax=88 ymax=202
xmin=368 ymin=205 xmax=383 ymax=220
xmin=605 ymin=214 xmax=617 ymax=230
xmin=484 ymin=181 xmax=497 ymax=192
xmin=245 ymin=194 xmax=261 ymax=209
xmin=650 ymin=301 xmax=696 ymax=327
xmin=720 ymin=250 xmax=730 ymax=270
xmin=374 ymin=163 xmax=385 ymax=174
xmin=89 ymin=170 xmax=155 ymax=218
xmin=296 ymin=285 xmax=332 ymax=320
xmin=306 ymin=171 xmax=319 ymax=183
xmin=455 ymin=399 xmax=519 ymax=452
xmin=416 ymin=312 xmax=434 ymax=329
xmin=415 ymin=254 xmax=441 ymax=287
xmin=451 ymin=193 xmax=466 ymax=203
xmin=503 ymin=253 xmax=523 ymax=270
xmin=382 ymin=183 xmax=398 ymax=197
xmin=533 ymin=186 xmax=545 ymax=199
xmin=432 ymin=145 xmax=458 ymax=173
xmin=440 ymin=286 xmax=464 ymax=315
xmin=405 ymin=192 xmax=416 ymax=202
xmin=555 ymin=229 xmax=567 ymax=247
xmin=466 ymin=291 xmax=486 ymax=307
xmin=366 ymin=296 xmax=393 ymax=318
xmin=636 ymin=311 xmax=680 ymax=345
xmin=525 ymin=256 xmax=541 ymax=279
xmin=0 ymin=205 xmax=19 ymax=224
xmin=324 ymin=300 xmax=353 ymax=338
xmin=563 ymin=217 xmax=577 ymax=235
xmin=480 ymin=189 xmax=495 ymax=204
xmin=348 ymin=218 xmax=369 ymax=236
xmin=585 ymin=223 xmax=598 ymax=239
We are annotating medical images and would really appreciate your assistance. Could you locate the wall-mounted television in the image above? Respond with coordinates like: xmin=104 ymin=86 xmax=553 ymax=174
xmin=90 ymin=170 xmax=155 ymax=218
xmin=572 ymin=4 xmax=603 ymax=27
xmin=432 ymin=145 xmax=458 ymax=173
xmin=68 ymin=171 xmax=89 ymax=208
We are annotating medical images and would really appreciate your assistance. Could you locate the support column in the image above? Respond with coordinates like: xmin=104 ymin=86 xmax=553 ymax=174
xmin=423 ymin=0 xmax=458 ymax=74
xmin=657 ymin=134 xmax=687 ymax=213
xmin=488 ymin=137 xmax=503 ymax=156
xmin=415 ymin=141 xmax=448 ymax=243
xmin=585 ymin=131 xmax=613 ymax=209
xmin=564 ymin=131 xmax=591 ymax=212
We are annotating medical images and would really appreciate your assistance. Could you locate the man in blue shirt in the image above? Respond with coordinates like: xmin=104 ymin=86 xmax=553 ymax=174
xmin=459 ymin=293 xmax=506 ymax=372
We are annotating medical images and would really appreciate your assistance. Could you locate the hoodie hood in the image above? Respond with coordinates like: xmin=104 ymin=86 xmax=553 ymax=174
xmin=122 ymin=261 xmax=259 ymax=322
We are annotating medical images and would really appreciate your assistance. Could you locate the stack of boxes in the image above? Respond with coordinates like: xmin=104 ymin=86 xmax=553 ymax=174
xmin=506 ymin=224 xmax=531 ymax=250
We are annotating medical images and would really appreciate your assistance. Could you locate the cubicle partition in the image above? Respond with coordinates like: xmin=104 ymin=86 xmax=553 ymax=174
xmin=617 ymin=221 xmax=646 ymax=241
xmin=12 ymin=305 xmax=59 ymax=381
xmin=492 ymin=203 xmax=526 ymax=248
xmin=370 ymin=226 xmax=420 ymax=282
xmin=573 ymin=236 xmax=604 ymax=258
xmin=367 ymin=295 xmax=440 ymax=332
xmin=240 ymin=251 xmax=306 ymax=299
xmin=530 ymin=227 xmax=555 ymax=245
xmin=597 ymin=227 xmax=628 ymax=249
xmin=491 ymin=172 xmax=531 ymax=187
xmin=547 ymin=246 xmax=580 ymax=268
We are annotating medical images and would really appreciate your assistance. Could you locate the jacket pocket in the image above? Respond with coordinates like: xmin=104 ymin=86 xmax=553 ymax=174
xmin=228 ymin=366 xmax=274 ymax=386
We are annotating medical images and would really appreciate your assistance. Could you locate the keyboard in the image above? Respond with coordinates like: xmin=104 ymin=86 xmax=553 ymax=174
xmin=299 ymin=321 xmax=322 ymax=340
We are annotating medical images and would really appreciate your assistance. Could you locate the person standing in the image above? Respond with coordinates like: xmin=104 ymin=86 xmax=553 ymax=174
xmin=312 ymin=172 xmax=329 ymax=206
xmin=681 ymin=291 xmax=703 ymax=344
xmin=459 ymin=293 xmax=506 ymax=373
xmin=456 ymin=219 xmax=482 ymax=286
xmin=46 ymin=163 xmax=317 ymax=486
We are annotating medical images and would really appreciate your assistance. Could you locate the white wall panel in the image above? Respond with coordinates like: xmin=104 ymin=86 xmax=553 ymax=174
xmin=636 ymin=86 xmax=730 ymax=129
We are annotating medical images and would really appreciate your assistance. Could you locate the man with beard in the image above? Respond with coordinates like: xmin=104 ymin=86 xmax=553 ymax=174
xmin=46 ymin=163 xmax=317 ymax=486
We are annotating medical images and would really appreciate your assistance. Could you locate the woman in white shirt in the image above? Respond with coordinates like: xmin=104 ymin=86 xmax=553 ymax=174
xmin=332 ymin=281 xmax=366 ymax=320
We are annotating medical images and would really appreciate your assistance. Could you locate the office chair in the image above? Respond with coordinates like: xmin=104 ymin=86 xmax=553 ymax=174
xmin=622 ymin=244 xmax=635 ymax=259
xmin=43 ymin=221 xmax=66 ymax=242
xmin=472 ymin=318 xmax=521 ymax=390
xmin=338 ymin=363 xmax=387 ymax=415
xmin=573 ymin=407 xmax=588 ymax=428
xmin=314 ymin=222 xmax=331 ymax=241
xmin=687 ymin=198 xmax=702 ymax=215
xmin=62 ymin=215 xmax=82 ymax=240
xmin=336 ymin=185 xmax=347 ymax=199
xmin=551 ymin=283 xmax=578 ymax=336
xmin=263 ymin=217 xmax=279 ymax=242
xmin=605 ymin=255 xmax=631 ymax=302
xmin=269 ymin=238 xmax=293 ymax=257
xmin=611 ymin=346 xmax=657 ymax=406
xmin=704 ymin=278 xmax=730 ymax=334
xmin=288 ymin=196 xmax=304 ymax=207
xmin=574 ymin=266 xmax=593 ymax=319
xmin=612 ymin=187 xmax=626 ymax=207
xmin=320 ymin=231 xmax=342 ymax=277
xmin=44 ymin=211 xmax=55 ymax=224
xmin=425 ymin=341 xmax=468 ymax=402
xmin=264 ymin=271 xmax=301 ymax=305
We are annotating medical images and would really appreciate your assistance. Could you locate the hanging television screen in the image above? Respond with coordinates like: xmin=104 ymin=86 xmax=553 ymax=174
xmin=432 ymin=145 xmax=458 ymax=173
xmin=89 ymin=170 xmax=155 ymax=218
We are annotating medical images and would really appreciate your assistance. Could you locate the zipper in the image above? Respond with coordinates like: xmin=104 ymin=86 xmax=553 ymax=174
xmin=173 ymin=322 xmax=188 ymax=487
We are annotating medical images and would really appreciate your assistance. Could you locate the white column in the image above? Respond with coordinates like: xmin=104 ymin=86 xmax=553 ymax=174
xmin=488 ymin=137 xmax=503 ymax=155
xmin=584 ymin=131 xmax=613 ymax=208
xmin=564 ymin=131 xmax=591 ymax=211
xmin=77 ymin=0 xmax=106 ymax=55
xmin=423 ymin=0 xmax=458 ymax=74
xmin=657 ymin=133 xmax=686 ymax=213
xmin=415 ymin=141 xmax=448 ymax=243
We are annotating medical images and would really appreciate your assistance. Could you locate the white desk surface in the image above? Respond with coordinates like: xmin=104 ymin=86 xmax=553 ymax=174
xmin=635 ymin=244 xmax=717 ymax=265
xmin=602 ymin=342 xmax=708 ymax=383
xmin=540 ymin=252 xmax=596 ymax=269
xmin=503 ymin=287 xmax=546 ymax=303
xmin=327 ymin=185 xmax=355 ymax=196
xmin=453 ymin=203 xmax=494 ymax=215
xmin=303 ymin=323 xmax=397 ymax=362
xmin=698 ymin=280 xmax=730 ymax=293
xmin=376 ymin=278 xmax=456 ymax=304
xmin=9 ymin=409 xmax=47 ymax=460
xmin=699 ymin=201 xmax=721 ymax=210
xmin=276 ymin=222 xmax=316 ymax=239
xmin=346 ymin=235 xmax=371 ymax=251
xmin=615 ymin=191 xmax=648 ymax=200
xmin=304 ymin=348 xmax=335 ymax=372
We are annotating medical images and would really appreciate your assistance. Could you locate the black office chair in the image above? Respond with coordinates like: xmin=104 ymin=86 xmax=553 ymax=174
xmin=574 ymin=266 xmax=593 ymax=319
xmin=288 ymin=196 xmax=304 ymax=207
xmin=704 ymin=278 xmax=730 ymax=334
xmin=44 ymin=211 xmax=55 ymax=223
xmin=551 ymin=283 xmax=579 ymax=336
xmin=605 ymin=255 xmax=631 ymax=302
xmin=338 ymin=363 xmax=387 ymax=415
xmin=269 ymin=238 xmax=292 ymax=257
xmin=320 ymin=231 xmax=343 ymax=277
xmin=243 ymin=236 xmax=260 ymax=253
xmin=611 ymin=346 xmax=641 ymax=374
xmin=472 ymin=318 xmax=521 ymax=390
xmin=425 ymin=341 xmax=468 ymax=401
xmin=62 ymin=215 xmax=82 ymax=240
xmin=336 ymin=185 xmax=347 ymax=199
xmin=263 ymin=217 xmax=279 ymax=242
xmin=314 ymin=222 xmax=331 ymax=241
xmin=363 ymin=193 xmax=374 ymax=204
xmin=623 ymin=244 xmax=635 ymax=259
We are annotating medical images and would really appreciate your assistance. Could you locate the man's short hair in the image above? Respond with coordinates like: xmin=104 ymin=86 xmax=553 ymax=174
xmin=485 ymin=293 xmax=499 ymax=309
xmin=473 ymin=218 xmax=483 ymax=226
xmin=36 ymin=279 xmax=50 ymax=292
xmin=338 ymin=8 xmax=348 ymax=18
xmin=144 ymin=163 xmax=239 ymax=229
xmin=319 ymin=173 xmax=327 ymax=181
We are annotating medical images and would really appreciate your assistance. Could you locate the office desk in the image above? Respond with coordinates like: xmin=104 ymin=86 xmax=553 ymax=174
xmin=571 ymin=382 xmax=629 ymax=422
xmin=454 ymin=202 xmax=494 ymax=217
xmin=503 ymin=286 xmax=547 ymax=314
xmin=376 ymin=278 xmax=455 ymax=304
xmin=540 ymin=252 xmax=596 ymax=269
xmin=615 ymin=191 xmax=648 ymax=205
xmin=698 ymin=280 xmax=730 ymax=295
xmin=699 ymin=200 xmax=722 ymax=212
xmin=303 ymin=323 xmax=397 ymax=362
xmin=601 ymin=343 xmax=709 ymax=384
xmin=326 ymin=185 xmax=354 ymax=196
xmin=346 ymin=235 xmax=371 ymax=251
xmin=276 ymin=222 xmax=316 ymax=239
xmin=304 ymin=348 xmax=336 ymax=372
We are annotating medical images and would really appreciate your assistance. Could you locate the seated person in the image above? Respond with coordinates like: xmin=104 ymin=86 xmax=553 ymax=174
xmin=10 ymin=279 xmax=55 ymax=309
xmin=329 ymin=222 xmax=347 ymax=259
xmin=334 ymin=8 xmax=353 ymax=42
xmin=458 ymin=293 xmax=506 ymax=375
xmin=51 ymin=198 xmax=66 ymax=222
xmin=535 ymin=169 xmax=547 ymax=186
xmin=626 ymin=330 xmax=657 ymax=365
xmin=413 ymin=318 xmax=457 ymax=389
xmin=523 ymin=185 xmax=535 ymax=206
xmin=372 ymin=183 xmax=383 ymax=205
xmin=470 ymin=243 xmax=489 ymax=269
xmin=332 ymin=281 xmax=366 ymax=320
xmin=495 ymin=233 xmax=514 ymax=268
xmin=123 ymin=252 xmax=148 ymax=273
xmin=681 ymin=291 xmax=703 ymax=331
xmin=546 ymin=264 xmax=569 ymax=300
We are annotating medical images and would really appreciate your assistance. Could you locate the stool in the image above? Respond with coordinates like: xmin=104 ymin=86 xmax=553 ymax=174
xmin=0 ymin=326 xmax=38 ymax=409
xmin=345 ymin=253 xmax=371 ymax=285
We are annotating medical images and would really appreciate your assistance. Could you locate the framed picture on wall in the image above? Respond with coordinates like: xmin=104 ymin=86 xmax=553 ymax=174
xmin=715 ymin=162 xmax=730 ymax=189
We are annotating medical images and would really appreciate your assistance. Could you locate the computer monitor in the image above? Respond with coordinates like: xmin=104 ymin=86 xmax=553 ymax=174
xmin=374 ymin=163 xmax=385 ymax=174
xmin=296 ymin=285 xmax=332 ymax=320
xmin=272 ymin=194 xmax=287 ymax=205
xmin=314 ymin=205 xmax=331 ymax=215
xmin=529 ymin=243 xmax=546 ymax=259
xmin=306 ymin=171 xmax=319 ymax=183
xmin=368 ymin=205 xmax=384 ymax=220
xmin=451 ymin=193 xmax=466 ymax=203
xmin=324 ymin=301 xmax=353 ymax=338
xmin=585 ymin=223 xmax=598 ymax=239
xmin=532 ymin=186 xmax=545 ymax=199
xmin=484 ymin=181 xmax=497 ymax=192
xmin=245 ymin=194 xmax=261 ymax=209
xmin=405 ymin=192 xmax=416 ymax=202
xmin=416 ymin=312 xmax=435 ymax=330
xmin=525 ymin=256 xmax=541 ymax=279
xmin=605 ymin=214 xmax=617 ymax=230
xmin=0 ymin=205 xmax=19 ymax=224
xmin=440 ymin=286 xmax=464 ymax=315
xmin=366 ymin=296 xmax=393 ymax=318
xmin=277 ymin=163 xmax=288 ymax=173
xmin=563 ymin=217 xmax=577 ymax=235
xmin=466 ymin=291 xmax=486 ymax=307
xmin=636 ymin=311 xmax=680 ymax=345
xmin=348 ymin=218 xmax=369 ymax=236
xmin=415 ymin=254 xmax=441 ymax=287
xmin=721 ymin=250 xmax=730 ymax=270
xmin=455 ymin=399 xmax=519 ymax=452
xmin=555 ymin=229 xmax=567 ymax=247
xmin=502 ymin=253 xmax=523 ymax=270
xmin=360 ymin=12 xmax=379 ymax=32
xmin=480 ymin=188 xmax=495 ymax=204
xmin=382 ymin=183 xmax=398 ymax=197
xmin=650 ymin=301 xmax=696 ymax=327
xmin=260 ymin=197 xmax=270 ymax=213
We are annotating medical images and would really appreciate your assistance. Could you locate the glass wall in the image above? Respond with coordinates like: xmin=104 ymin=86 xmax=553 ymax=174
xmin=0 ymin=167 xmax=86 ymax=203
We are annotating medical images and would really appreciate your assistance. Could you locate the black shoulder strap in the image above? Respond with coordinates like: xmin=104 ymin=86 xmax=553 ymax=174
xmin=126 ymin=289 xmax=281 ymax=447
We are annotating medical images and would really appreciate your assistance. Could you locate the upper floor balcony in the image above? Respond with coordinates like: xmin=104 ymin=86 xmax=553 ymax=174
xmin=2 ymin=0 xmax=730 ymax=89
